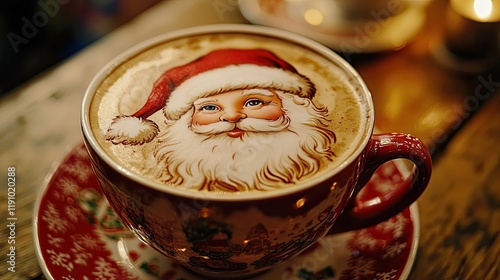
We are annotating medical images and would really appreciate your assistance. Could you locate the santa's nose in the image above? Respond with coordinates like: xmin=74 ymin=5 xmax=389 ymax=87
xmin=220 ymin=110 xmax=247 ymax=122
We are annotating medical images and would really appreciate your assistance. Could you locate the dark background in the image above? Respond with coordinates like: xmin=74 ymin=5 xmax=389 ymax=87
xmin=0 ymin=0 xmax=161 ymax=96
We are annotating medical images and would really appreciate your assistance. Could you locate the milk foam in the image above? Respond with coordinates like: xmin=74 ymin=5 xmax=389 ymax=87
xmin=88 ymin=32 xmax=370 ymax=192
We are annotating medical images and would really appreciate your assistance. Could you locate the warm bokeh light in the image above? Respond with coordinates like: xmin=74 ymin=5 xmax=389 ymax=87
xmin=474 ymin=0 xmax=493 ymax=20
xmin=451 ymin=0 xmax=500 ymax=22
xmin=304 ymin=8 xmax=323 ymax=25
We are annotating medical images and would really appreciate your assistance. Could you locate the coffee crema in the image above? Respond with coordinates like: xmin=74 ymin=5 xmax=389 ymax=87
xmin=89 ymin=32 xmax=369 ymax=192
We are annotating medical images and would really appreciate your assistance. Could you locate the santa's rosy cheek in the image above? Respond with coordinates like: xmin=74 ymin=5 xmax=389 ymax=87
xmin=192 ymin=112 xmax=221 ymax=125
xmin=246 ymin=105 xmax=284 ymax=121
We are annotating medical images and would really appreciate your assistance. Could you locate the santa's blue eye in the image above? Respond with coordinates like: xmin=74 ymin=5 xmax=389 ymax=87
xmin=245 ymin=99 xmax=263 ymax=107
xmin=200 ymin=104 xmax=220 ymax=111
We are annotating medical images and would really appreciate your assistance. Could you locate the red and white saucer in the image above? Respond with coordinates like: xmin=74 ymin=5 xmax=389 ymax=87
xmin=34 ymin=143 xmax=419 ymax=280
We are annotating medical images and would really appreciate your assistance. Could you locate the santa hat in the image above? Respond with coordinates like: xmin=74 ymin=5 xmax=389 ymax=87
xmin=106 ymin=48 xmax=316 ymax=145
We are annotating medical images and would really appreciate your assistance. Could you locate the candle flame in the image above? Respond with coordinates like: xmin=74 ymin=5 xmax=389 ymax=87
xmin=474 ymin=0 xmax=493 ymax=20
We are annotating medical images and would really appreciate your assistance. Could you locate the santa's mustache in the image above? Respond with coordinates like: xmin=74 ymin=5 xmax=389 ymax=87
xmin=190 ymin=115 xmax=291 ymax=135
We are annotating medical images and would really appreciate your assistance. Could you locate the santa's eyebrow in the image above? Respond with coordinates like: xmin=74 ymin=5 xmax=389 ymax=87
xmin=193 ymin=98 xmax=218 ymax=106
xmin=241 ymin=89 xmax=274 ymax=97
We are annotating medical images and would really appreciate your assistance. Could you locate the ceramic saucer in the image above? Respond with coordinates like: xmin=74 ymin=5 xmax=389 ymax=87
xmin=34 ymin=143 xmax=419 ymax=280
xmin=238 ymin=0 xmax=429 ymax=53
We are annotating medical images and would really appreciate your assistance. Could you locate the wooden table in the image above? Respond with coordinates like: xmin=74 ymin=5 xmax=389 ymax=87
xmin=0 ymin=0 xmax=498 ymax=279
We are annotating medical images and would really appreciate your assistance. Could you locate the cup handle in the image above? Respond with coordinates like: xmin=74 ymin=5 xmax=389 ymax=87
xmin=328 ymin=133 xmax=432 ymax=234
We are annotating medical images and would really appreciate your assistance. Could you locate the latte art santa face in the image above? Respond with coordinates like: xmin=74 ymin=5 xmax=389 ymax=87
xmin=151 ymin=90 xmax=336 ymax=192
xmin=89 ymin=32 xmax=369 ymax=192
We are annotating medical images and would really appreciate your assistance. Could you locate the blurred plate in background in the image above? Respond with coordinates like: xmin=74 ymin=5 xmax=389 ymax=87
xmin=239 ymin=0 xmax=430 ymax=53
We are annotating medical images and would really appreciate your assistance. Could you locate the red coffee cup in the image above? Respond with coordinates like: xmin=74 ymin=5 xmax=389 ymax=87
xmin=81 ymin=24 xmax=431 ymax=278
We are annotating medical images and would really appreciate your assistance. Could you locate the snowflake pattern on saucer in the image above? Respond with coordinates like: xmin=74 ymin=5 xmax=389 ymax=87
xmin=36 ymin=144 xmax=135 ymax=279
xmin=34 ymin=144 xmax=416 ymax=280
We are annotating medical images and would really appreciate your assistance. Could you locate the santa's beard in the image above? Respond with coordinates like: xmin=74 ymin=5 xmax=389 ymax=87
xmin=150 ymin=92 xmax=336 ymax=192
